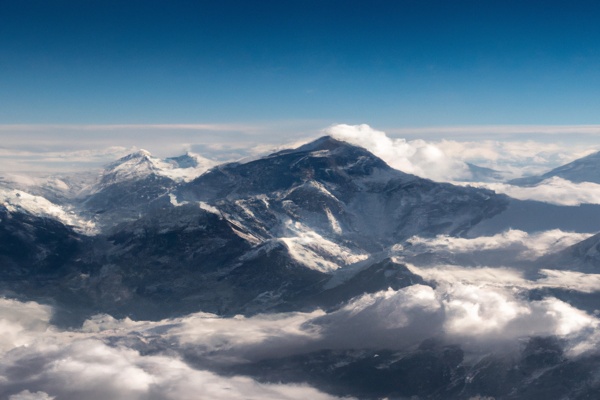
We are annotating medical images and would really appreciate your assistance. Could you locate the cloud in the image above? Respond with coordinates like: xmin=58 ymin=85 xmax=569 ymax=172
xmin=168 ymin=281 xmax=600 ymax=356
xmin=0 ymin=298 xmax=53 ymax=353
xmin=0 ymin=122 xmax=323 ymax=172
xmin=440 ymin=281 xmax=598 ymax=347
xmin=166 ymin=310 xmax=325 ymax=363
xmin=325 ymin=124 xmax=598 ymax=182
xmin=3 ymin=265 xmax=600 ymax=399
xmin=407 ymin=264 xmax=600 ymax=294
xmin=326 ymin=124 xmax=472 ymax=181
xmin=537 ymin=269 xmax=600 ymax=293
xmin=0 ymin=338 xmax=344 ymax=400
xmin=433 ymin=139 xmax=595 ymax=178
xmin=312 ymin=285 xmax=444 ymax=349
xmin=0 ymin=298 xmax=345 ymax=400
xmin=393 ymin=267 xmax=600 ymax=354
xmin=1 ymin=122 xmax=597 ymax=182
xmin=9 ymin=391 xmax=55 ymax=400
xmin=401 ymin=229 xmax=593 ymax=262
xmin=0 ymin=147 xmax=134 ymax=174
xmin=386 ymin=124 xmax=600 ymax=139
xmin=465 ymin=177 xmax=600 ymax=206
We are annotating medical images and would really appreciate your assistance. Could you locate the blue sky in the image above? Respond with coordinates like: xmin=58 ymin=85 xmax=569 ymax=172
xmin=2 ymin=0 xmax=600 ymax=127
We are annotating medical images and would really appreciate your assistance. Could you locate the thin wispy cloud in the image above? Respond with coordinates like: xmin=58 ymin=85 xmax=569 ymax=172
xmin=402 ymin=229 xmax=593 ymax=262
xmin=465 ymin=177 xmax=600 ymax=206
xmin=387 ymin=124 xmax=600 ymax=138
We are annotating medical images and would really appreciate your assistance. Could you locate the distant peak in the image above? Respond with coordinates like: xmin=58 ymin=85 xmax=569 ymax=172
xmin=166 ymin=153 xmax=199 ymax=168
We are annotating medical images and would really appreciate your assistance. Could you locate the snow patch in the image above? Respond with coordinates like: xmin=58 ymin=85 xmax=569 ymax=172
xmin=235 ymin=199 xmax=258 ymax=219
xmin=280 ymin=220 xmax=368 ymax=273
xmin=325 ymin=207 xmax=342 ymax=235
xmin=198 ymin=202 xmax=221 ymax=215
xmin=229 ymin=225 xmax=262 ymax=244
xmin=169 ymin=193 xmax=188 ymax=207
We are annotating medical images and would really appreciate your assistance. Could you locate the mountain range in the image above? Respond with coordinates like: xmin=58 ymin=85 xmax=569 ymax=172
xmin=2 ymin=136 xmax=600 ymax=399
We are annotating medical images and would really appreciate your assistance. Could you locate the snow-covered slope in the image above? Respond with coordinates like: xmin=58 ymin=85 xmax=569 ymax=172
xmin=0 ymin=171 xmax=99 ymax=203
xmin=0 ymin=188 xmax=96 ymax=234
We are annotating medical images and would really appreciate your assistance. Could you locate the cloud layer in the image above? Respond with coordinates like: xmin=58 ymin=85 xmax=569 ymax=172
xmin=465 ymin=177 xmax=600 ymax=206
xmin=326 ymin=123 xmax=598 ymax=182
xmin=1 ymin=123 xmax=597 ymax=183
xmin=0 ymin=299 xmax=344 ymax=400
xmin=3 ymin=254 xmax=600 ymax=399
xmin=401 ymin=229 xmax=593 ymax=261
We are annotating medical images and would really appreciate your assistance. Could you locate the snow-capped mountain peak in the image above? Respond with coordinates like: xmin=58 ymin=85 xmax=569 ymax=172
xmin=98 ymin=149 xmax=217 ymax=188
xmin=100 ymin=149 xmax=158 ymax=185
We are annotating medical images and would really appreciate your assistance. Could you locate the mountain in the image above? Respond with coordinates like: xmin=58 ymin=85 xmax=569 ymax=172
xmin=179 ymin=136 xmax=509 ymax=249
xmin=4 ymin=136 xmax=600 ymax=399
xmin=0 ymin=203 xmax=82 ymax=278
xmin=509 ymin=150 xmax=600 ymax=186
xmin=79 ymin=149 xmax=216 ymax=227
xmin=228 ymin=336 xmax=600 ymax=400
xmin=537 ymin=231 xmax=600 ymax=273
xmin=0 ymin=136 xmax=514 ymax=324
xmin=4 ymin=136 xmax=600 ymax=326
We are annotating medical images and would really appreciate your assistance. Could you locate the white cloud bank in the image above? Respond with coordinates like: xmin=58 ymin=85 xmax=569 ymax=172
xmin=3 ymin=256 xmax=600 ymax=399
xmin=0 ymin=299 xmax=345 ymax=400
xmin=326 ymin=123 xmax=598 ymax=183
xmin=402 ymin=229 xmax=593 ymax=261
xmin=465 ymin=177 xmax=600 ymax=206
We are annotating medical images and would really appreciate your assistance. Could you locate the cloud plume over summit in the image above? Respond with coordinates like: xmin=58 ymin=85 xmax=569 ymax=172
xmin=326 ymin=124 xmax=472 ymax=181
